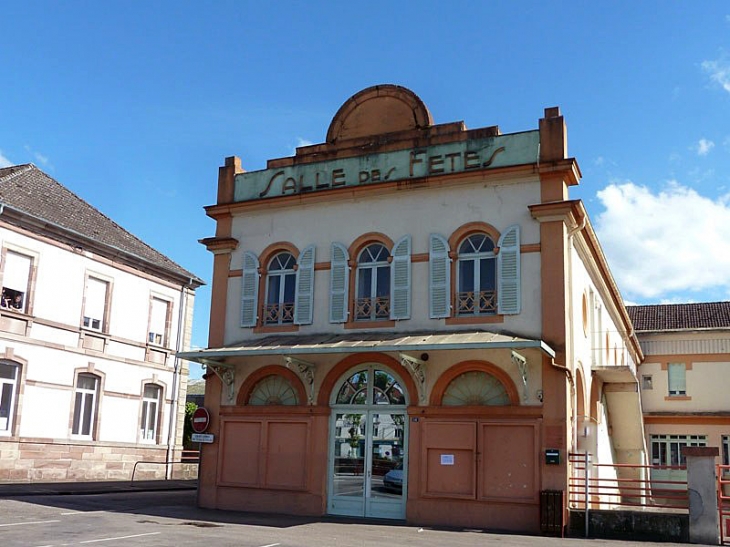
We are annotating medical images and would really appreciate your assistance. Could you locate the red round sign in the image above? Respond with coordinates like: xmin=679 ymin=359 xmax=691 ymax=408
xmin=191 ymin=407 xmax=210 ymax=434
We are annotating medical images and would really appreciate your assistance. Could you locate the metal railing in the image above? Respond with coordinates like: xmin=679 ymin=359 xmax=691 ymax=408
xmin=569 ymin=452 xmax=688 ymax=513
xmin=719 ymin=464 xmax=730 ymax=545
xmin=130 ymin=450 xmax=200 ymax=483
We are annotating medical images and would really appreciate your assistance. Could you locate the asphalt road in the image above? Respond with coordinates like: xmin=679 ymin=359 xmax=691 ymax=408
xmin=0 ymin=489 xmax=691 ymax=547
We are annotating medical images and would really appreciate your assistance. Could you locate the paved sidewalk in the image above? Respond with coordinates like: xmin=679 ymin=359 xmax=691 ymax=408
xmin=0 ymin=478 xmax=197 ymax=497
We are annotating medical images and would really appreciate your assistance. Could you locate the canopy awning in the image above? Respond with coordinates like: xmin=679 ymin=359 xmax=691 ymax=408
xmin=178 ymin=330 xmax=556 ymax=363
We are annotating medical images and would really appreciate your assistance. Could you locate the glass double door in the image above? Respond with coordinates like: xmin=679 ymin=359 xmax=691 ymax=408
xmin=329 ymin=410 xmax=407 ymax=519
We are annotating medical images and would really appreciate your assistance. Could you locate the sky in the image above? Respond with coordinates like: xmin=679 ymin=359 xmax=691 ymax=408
xmin=2 ymin=2 xmax=730 ymax=379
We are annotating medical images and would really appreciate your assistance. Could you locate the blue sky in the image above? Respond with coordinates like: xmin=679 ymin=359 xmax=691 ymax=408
xmin=2 ymin=2 xmax=730 ymax=379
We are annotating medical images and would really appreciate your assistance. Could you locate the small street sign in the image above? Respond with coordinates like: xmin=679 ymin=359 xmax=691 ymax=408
xmin=191 ymin=433 xmax=214 ymax=444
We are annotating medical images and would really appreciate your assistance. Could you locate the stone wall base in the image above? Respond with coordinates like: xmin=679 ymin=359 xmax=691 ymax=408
xmin=569 ymin=509 xmax=689 ymax=543
xmin=0 ymin=438 xmax=193 ymax=482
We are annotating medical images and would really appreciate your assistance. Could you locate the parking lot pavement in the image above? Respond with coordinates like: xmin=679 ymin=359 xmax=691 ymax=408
xmin=0 ymin=489 xmax=691 ymax=547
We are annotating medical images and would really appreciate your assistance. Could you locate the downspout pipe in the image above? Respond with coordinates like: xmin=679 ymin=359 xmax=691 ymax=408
xmin=165 ymin=278 xmax=192 ymax=479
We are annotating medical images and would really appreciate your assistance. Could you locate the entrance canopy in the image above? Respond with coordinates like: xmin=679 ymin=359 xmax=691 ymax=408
xmin=177 ymin=330 xmax=555 ymax=362
xmin=179 ymin=331 xmax=555 ymax=406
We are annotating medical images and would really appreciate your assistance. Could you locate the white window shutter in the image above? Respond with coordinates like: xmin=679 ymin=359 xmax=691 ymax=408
xmin=390 ymin=235 xmax=411 ymax=320
xmin=3 ymin=251 xmax=31 ymax=292
xmin=497 ymin=225 xmax=521 ymax=315
xmin=429 ymin=234 xmax=451 ymax=319
xmin=294 ymin=245 xmax=316 ymax=325
xmin=329 ymin=243 xmax=349 ymax=323
xmin=241 ymin=251 xmax=260 ymax=327
xmin=85 ymin=277 xmax=108 ymax=320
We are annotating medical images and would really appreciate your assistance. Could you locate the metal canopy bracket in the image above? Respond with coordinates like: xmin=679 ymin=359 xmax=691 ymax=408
xmin=511 ymin=350 xmax=529 ymax=402
xmin=203 ymin=360 xmax=236 ymax=405
xmin=399 ymin=353 xmax=427 ymax=405
xmin=285 ymin=356 xmax=316 ymax=405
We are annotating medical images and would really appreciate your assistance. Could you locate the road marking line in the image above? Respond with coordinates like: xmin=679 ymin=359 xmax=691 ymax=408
xmin=60 ymin=511 xmax=106 ymax=516
xmin=0 ymin=519 xmax=61 ymax=527
xmin=79 ymin=532 xmax=161 ymax=544
xmin=259 ymin=544 xmax=281 ymax=547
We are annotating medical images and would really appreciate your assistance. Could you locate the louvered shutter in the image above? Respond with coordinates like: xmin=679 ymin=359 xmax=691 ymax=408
xmin=429 ymin=234 xmax=451 ymax=318
xmin=294 ymin=245 xmax=316 ymax=325
xmin=390 ymin=235 xmax=411 ymax=320
xmin=241 ymin=251 xmax=260 ymax=327
xmin=668 ymin=363 xmax=686 ymax=395
xmin=329 ymin=243 xmax=349 ymax=323
xmin=497 ymin=225 xmax=521 ymax=315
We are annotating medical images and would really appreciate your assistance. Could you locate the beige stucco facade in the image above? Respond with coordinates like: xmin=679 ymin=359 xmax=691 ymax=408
xmin=635 ymin=328 xmax=730 ymax=470
xmin=183 ymin=85 xmax=642 ymax=534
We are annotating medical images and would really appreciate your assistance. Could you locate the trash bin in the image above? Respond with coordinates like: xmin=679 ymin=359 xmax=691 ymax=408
xmin=540 ymin=489 xmax=564 ymax=536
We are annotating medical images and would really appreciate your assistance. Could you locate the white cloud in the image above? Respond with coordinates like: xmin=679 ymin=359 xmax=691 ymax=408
xmin=290 ymin=137 xmax=315 ymax=156
xmin=24 ymin=145 xmax=49 ymax=166
xmin=595 ymin=181 xmax=730 ymax=299
xmin=695 ymin=138 xmax=715 ymax=156
xmin=0 ymin=150 xmax=12 ymax=168
xmin=702 ymin=56 xmax=730 ymax=93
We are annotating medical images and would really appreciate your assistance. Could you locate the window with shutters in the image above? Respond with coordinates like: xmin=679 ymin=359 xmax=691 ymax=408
xmin=456 ymin=234 xmax=497 ymax=316
xmin=667 ymin=363 xmax=687 ymax=396
xmin=442 ymin=224 xmax=520 ymax=322
xmin=72 ymin=373 xmax=99 ymax=438
xmin=83 ymin=276 xmax=109 ymax=332
xmin=723 ymin=435 xmax=730 ymax=466
xmin=148 ymin=297 xmax=170 ymax=346
xmin=0 ymin=361 xmax=19 ymax=435
xmin=355 ymin=244 xmax=391 ymax=321
xmin=140 ymin=384 xmax=161 ymax=442
xmin=242 ymin=244 xmax=316 ymax=330
xmin=1 ymin=250 xmax=33 ymax=313
xmin=264 ymin=252 xmax=296 ymax=325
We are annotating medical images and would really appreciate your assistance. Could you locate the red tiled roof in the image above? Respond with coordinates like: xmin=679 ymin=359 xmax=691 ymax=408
xmin=0 ymin=164 xmax=203 ymax=285
xmin=626 ymin=302 xmax=730 ymax=332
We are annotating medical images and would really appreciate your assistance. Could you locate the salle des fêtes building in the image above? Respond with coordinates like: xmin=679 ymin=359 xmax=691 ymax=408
xmin=180 ymin=85 xmax=647 ymax=532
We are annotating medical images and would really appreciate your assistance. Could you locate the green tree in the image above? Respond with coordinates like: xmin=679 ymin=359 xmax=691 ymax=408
xmin=183 ymin=401 xmax=198 ymax=448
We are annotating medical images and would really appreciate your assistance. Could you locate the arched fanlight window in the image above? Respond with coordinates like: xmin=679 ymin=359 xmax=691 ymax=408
xmin=356 ymin=244 xmax=391 ymax=320
xmin=248 ymin=375 xmax=299 ymax=405
xmin=335 ymin=369 xmax=405 ymax=405
xmin=442 ymin=370 xmax=510 ymax=406
xmin=457 ymin=234 xmax=497 ymax=315
xmin=265 ymin=252 xmax=296 ymax=325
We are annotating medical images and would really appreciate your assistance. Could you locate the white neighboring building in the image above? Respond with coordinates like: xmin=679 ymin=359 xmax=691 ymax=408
xmin=0 ymin=164 xmax=203 ymax=482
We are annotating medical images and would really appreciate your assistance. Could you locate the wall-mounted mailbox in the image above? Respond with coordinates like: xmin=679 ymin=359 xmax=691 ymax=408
xmin=545 ymin=449 xmax=560 ymax=465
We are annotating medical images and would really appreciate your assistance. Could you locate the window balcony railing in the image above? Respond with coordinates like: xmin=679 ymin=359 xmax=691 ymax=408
xmin=356 ymin=296 xmax=390 ymax=320
xmin=457 ymin=290 xmax=497 ymax=315
xmin=264 ymin=302 xmax=295 ymax=324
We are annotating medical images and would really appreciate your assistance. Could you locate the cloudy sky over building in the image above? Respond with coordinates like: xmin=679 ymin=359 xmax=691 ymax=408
xmin=2 ymin=2 xmax=729 ymax=375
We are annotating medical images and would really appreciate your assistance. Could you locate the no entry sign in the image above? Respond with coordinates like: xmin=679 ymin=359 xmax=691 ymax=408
xmin=191 ymin=407 xmax=210 ymax=434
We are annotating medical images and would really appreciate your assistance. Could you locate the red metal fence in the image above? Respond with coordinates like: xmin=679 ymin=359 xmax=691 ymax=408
xmin=569 ymin=452 xmax=688 ymax=512
xmin=720 ymin=464 xmax=730 ymax=545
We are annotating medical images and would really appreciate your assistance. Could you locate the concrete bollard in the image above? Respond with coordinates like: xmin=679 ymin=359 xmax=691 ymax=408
xmin=683 ymin=446 xmax=720 ymax=545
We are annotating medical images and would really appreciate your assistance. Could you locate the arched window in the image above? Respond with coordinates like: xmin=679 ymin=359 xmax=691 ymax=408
xmin=335 ymin=369 xmax=405 ymax=405
xmin=457 ymin=234 xmax=497 ymax=315
xmin=264 ymin=252 xmax=296 ymax=325
xmin=0 ymin=361 xmax=19 ymax=434
xmin=140 ymin=384 xmax=161 ymax=442
xmin=442 ymin=371 xmax=510 ymax=406
xmin=249 ymin=375 xmax=299 ymax=405
xmin=356 ymin=244 xmax=391 ymax=321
